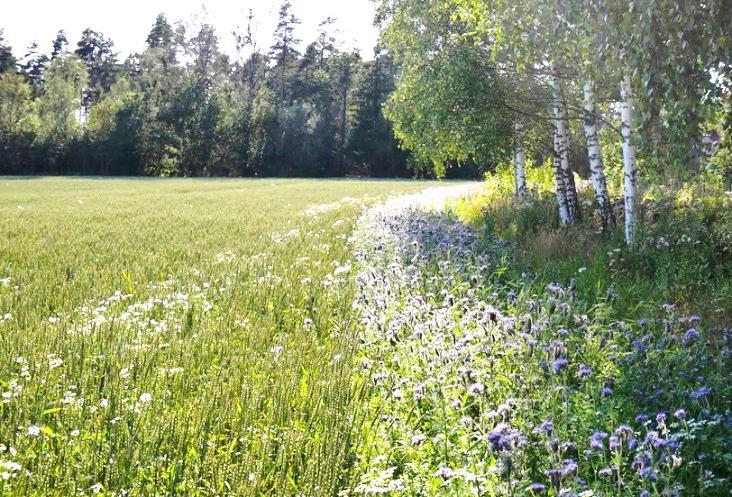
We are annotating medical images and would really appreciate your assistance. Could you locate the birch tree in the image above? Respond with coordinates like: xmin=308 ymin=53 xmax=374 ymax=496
xmin=514 ymin=121 xmax=528 ymax=197
xmin=552 ymin=129 xmax=571 ymax=224
xmin=455 ymin=0 xmax=586 ymax=224
xmin=582 ymin=80 xmax=615 ymax=230
xmin=550 ymin=72 xmax=580 ymax=224
xmin=620 ymin=70 xmax=637 ymax=245
xmin=376 ymin=0 xmax=514 ymax=177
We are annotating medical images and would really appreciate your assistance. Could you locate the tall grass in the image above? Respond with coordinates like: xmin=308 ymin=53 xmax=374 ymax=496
xmin=0 ymin=177 xmax=430 ymax=496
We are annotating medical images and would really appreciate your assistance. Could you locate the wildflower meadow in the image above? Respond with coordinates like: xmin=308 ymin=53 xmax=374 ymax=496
xmin=1 ymin=174 xmax=730 ymax=497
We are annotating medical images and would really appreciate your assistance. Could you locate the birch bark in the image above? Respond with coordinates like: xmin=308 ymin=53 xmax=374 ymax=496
xmin=582 ymin=80 xmax=615 ymax=231
xmin=514 ymin=121 xmax=528 ymax=198
xmin=550 ymin=74 xmax=580 ymax=224
xmin=620 ymin=71 xmax=637 ymax=245
xmin=553 ymin=129 xmax=571 ymax=225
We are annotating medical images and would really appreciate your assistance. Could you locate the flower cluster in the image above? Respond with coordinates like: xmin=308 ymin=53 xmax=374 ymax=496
xmin=344 ymin=189 xmax=731 ymax=496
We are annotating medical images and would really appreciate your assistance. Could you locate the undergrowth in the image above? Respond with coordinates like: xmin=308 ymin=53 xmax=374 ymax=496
xmin=453 ymin=163 xmax=732 ymax=325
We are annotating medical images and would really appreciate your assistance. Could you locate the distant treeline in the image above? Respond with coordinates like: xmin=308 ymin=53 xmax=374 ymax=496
xmin=0 ymin=4 xmax=466 ymax=178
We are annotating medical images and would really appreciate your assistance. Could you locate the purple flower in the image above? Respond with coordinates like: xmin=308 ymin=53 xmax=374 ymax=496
xmin=682 ymin=328 xmax=700 ymax=345
xmin=468 ymin=382 xmax=485 ymax=395
xmin=552 ymin=358 xmax=569 ymax=373
xmin=487 ymin=424 xmax=524 ymax=452
xmin=590 ymin=431 xmax=607 ymax=450
xmin=674 ymin=409 xmax=687 ymax=420
xmin=598 ymin=466 xmax=614 ymax=477
xmin=528 ymin=483 xmax=547 ymax=494
xmin=578 ymin=363 xmax=592 ymax=379
xmin=614 ymin=425 xmax=633 ymax=437
xmin=633 ymin=452 xmax=657 ymax=480
xmin=601 ymin=386 xmax=614 ymax=398
xmin=643 ymin=431 xmax=666 ymax=449
xmin=636 ymin=414 xmax=649 ymax=424
xmin=691 ymin=386 xmax=712 ymax=401
xmin=609 ymin=435 xmax=620 ymax=450
xmin=546 ymin=469 xmax=562 ymax=488
xmin=562 ymin=459 xmax=578 ymax=476
xmin=539 ymin=420 xmax=553 ymax=436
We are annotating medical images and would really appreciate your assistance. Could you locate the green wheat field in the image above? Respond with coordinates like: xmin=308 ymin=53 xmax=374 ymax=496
xmin=0 ymin=177 xmax=431 ymax=496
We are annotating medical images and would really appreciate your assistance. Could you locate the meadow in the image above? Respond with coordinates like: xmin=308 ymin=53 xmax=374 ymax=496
xmin=0 ymin=177 xmax=431 ymax=496
xmin=1 ymin=176 xmax=729 ymax=497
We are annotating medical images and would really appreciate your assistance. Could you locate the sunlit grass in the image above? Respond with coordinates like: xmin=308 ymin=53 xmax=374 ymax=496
xmin=0 ymin=177 xmax=431 ymax=496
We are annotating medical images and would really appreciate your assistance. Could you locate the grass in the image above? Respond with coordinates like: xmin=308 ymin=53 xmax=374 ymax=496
xmin=0 ymin=177 xmax=433 ymax=496
xmin=1 ymin=174 xmax=728 ymax=496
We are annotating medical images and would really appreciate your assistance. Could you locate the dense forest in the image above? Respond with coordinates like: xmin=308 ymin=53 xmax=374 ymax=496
xmin=0 ymin=3 xmax=423 ymax=178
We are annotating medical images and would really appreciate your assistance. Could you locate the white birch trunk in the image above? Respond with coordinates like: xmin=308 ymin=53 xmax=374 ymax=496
xmin=553 ymin=129 xmax=571 ymax=225
xmin=620 ymin=71 xmax=637 ymax=246
xmin=550 ymin=74 xmax=580 ymax=224
xmin=582 ymin=80 xmax=615 ymax=231
xmin=514 ymin=121 xmax=528 ymax=198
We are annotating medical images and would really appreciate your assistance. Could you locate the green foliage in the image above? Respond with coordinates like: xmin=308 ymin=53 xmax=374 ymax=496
xmin=377 ymin=0 xmax=514 ymax=177
xmin=35 ymin=55 xmax=88 ymax=146
xmin=0 ymin=10 xmax=416 ymax=178
xmin=0 ymin=72 xmax=37 ymax=136
xmin=384 ymin=42 xmax=513 ymax=176
xmin=457 ymin=170 xmax=732 ymax=324
xmin=454 ymin=160 xmax=559 ymax=228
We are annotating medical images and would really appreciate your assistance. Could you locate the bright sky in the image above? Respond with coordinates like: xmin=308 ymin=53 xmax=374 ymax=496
xmin=2 ymin=0 xmax=380 ymax=61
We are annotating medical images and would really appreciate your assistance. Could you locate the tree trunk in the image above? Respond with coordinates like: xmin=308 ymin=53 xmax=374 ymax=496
xmin=550 ymin=74 xmax=580 ymax=224
xmin=553 ymin=129 xmax=571 ymax=225
xmin=582 ymin=80 xmax=615 ymax=231
xmin=514 ymin=121 xmax=528 ymax=198
xmin=620 ymin=71 xmax=637 ymax=246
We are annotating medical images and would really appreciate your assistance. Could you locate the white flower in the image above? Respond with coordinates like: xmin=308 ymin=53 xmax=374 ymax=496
xmin=27 ymin=425 xmax=41 ymax=437
xmin=271 ymin=346 xmax=284 ymax=359
xmin=468 ymin=382 xmax=485 ymax=395
xmin=70 ymin=430 xmax=80 ymax=437
xmin=411 ymin=433 xmax=427 ymax=446
xmin=139 ymin=393 xmax=152 ymax=404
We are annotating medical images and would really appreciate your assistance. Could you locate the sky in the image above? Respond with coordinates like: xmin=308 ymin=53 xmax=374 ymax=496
xmin=1 ymin=0 xmax=381 ymax=61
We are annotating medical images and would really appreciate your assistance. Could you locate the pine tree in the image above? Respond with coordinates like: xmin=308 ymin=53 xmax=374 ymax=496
xmin=0 ymin=30 xmax=16 ymax=74
xmin=74 ymin=28 xmax=118 ymax=112
xmin=20 ymin=42 xmax=49 ymax=96
xmin=270 ymin=1 xmax=301 ymax=104
xmin=51 ymin=30 xmax=68 ymax=60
